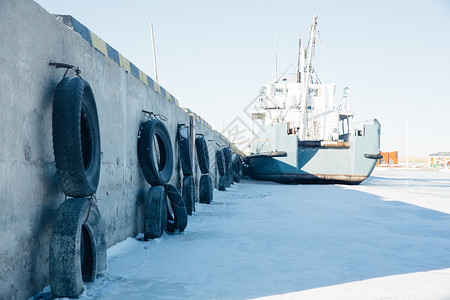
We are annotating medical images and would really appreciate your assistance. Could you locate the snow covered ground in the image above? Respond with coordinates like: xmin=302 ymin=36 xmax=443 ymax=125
xmin=35 ymin=168 xmax=450 ymax=299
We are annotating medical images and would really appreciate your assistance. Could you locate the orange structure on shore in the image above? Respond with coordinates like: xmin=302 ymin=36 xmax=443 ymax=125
xmin=377 ymin=151 xmax=398 ymax=167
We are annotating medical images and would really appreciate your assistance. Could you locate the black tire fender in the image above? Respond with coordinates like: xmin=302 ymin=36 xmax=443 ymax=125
xmin=138 ymin=119 xmax=174 ymax=185
xmin=195 ymin=136 xmax=210 ymax=174
xmin=52 ymin=77 xmax=101 ymax=197
xmin=144 ymin=186 xmax=166 ymax=240
xmin=232 ymin=154 xmax=241 ymax=183
xmin=226 ymin=171 xmax=232 ymax=188
xmin=199 ymin=174 xmax=213 ymax=204
xmin=178 ymin=126 xmax=193 ymax=176
xmin=182 ymin=176 xmax=194 ymax=215
xmin=218 ymin=175 xmax=227 ymax=191
xmin=49 ymin=198 xmax=107 ymax=298
xmin=165 ymin=184 xmax=188 ymax=233
xmin=223 ymin=147 xmax=232 ymax=173
xmin=216 ymin=149 xmax=225 ymax=176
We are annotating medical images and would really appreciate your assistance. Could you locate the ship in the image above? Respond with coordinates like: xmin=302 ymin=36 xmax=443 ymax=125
xmin=245 ymin=16 xmax=381 ymax=184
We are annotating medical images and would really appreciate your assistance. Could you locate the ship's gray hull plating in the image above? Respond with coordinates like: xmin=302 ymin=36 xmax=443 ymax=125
xmin=248 ymin=120 xmax=381 ymax=184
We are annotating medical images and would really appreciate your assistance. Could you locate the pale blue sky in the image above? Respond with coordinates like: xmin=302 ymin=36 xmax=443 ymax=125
xmin=35 ymin=0 xmax=450 ymax=156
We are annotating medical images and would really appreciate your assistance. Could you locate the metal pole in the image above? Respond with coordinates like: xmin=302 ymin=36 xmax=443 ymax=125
xmin=275 ymin=30 xmax=278 ymax=82
xmin=150 ymin=22 xmax=158 ymax=83
xmin=300 ymin=15 xmax=318 ymax=140
xmin=297 ymin=39 xmax=301 ymax=83
xmin=406 ymin=116 xmax=409 ymax=168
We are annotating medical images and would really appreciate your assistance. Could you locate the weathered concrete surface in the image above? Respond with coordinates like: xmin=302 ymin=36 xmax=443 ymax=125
xmin=0 ymin=0 xmax=233 ymax=298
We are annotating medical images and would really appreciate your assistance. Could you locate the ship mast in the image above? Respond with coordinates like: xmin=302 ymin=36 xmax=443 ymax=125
xmin=296 ymin=39 xmax=301 ymax=83
xmin=300 ymin=15 xmax=318 ymax=140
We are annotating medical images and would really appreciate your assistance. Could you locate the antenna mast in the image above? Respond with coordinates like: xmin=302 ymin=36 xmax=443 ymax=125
xmin=150 ymin=22 xmax=158 ymax=83
xmin=300 ymin=15 xmax=318 ymax=140
xmin=296 ymin=39 xmax=301 ymax=83
xmin=275 ymin=30 xmax=278 ymax=82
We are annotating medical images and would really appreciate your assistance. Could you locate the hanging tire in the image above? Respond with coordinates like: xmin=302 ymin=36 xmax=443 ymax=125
xmin=223 ymin=148 xmax=231 ymax=169
xmin=218 ymin=175 xmax=226 ymax=191
xmin=144 ymin=186 xmax=166 ymax=240
xmin=242 ymin=161 xmax=250 ymax=176
xmin=237 ymin=155 xmax=243 ymax=176
xmin=182 ymin=175 xmax=194 ymax=215
xmin=199 ymin=174 xmax=213 ymax=204
xmin=138 ymin=119 xmax=174 ymax=185
xmin=216 ymin=149 xmax=225 ymax=176
xmin=49 ymin=198 xmax=107 ymax=298
xmin=178 ymin=126 xmax=193 ymax=176
xmin=52 ymin=77 xmax=101 ymax=197
xmin=232 ymin=154 xmax=241 ymax=183
xmin=195 ymin=136 xmax=210 ymax=174
xmin=165 ymin=184 xmax=188 ymax=233
xmin=226 ymin=171 xmax=232 ymax=188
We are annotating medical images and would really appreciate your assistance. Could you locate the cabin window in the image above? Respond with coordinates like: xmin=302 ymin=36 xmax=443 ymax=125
xmin=275 ymin=88 xmax=283 ymax=95
xmin=338 ymin=117 xmax=350 ymax=142
xmin=308 ymin=88 xmax=320 ymax=97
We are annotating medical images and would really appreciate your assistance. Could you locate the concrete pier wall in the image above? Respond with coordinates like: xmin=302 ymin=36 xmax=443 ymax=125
xmin=0 ymin=0 xmax=235 ymax=298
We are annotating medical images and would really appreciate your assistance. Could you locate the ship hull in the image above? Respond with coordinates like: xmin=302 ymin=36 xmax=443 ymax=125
xmin=247 ymin=120 xmax=380 ymax=185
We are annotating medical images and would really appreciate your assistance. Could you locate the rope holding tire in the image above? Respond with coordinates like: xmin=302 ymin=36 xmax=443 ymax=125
xmin=137 ymin=119 xmax=174 ymax=186
xmin=216 ymin=149 xmax=225 ymax=177
xmin=195 ymin=136 xmax=210 ymax=174
xmin=52 ymin=77 xmax=101 ymax=197
xmin=178 ymin=125 xmax=193 ymax=176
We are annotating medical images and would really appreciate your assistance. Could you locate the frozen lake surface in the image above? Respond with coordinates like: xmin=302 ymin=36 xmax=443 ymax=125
xmin=36 ymin=169 xmax=450 ymax=299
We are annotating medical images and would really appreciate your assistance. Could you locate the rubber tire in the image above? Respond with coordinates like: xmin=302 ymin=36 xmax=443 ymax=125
xmin=195 ymin=136 xmax=210 ymax=174
xmin=144 ymin=186 xmax=166 ymax=240
xmin=218 ymin=175 xmax=227 ymax=191
xmin=216 ymin=149 xmax=225 ymax=176
xmin=165 ymin=184 xmax=188 ymax=233
xmin=178 ymin=126 xmax=193 ymax=176
xmin=223 ymin=147 xmax=232 ymax=173
xmin=232 ymin=154 xmax=241 ymax=183
xmin=182 ymin=176 xmax=194 ymax=215
xmin=237 ymin=156 xmax=243 ymax=176
xmin=226 ymin=171 xmax=232 ymax=188
xmin=138 ymin=119 xmax=174 ymax=185
xmin=199 ymin=174 xmax=213 ymax=204
xmin=224 ymin=147 xmax=233 ymax=186
xmin=49 ymin=198 xmax=107 ymax=298
xmin=52 ymin=77 xmax=101 ymax=197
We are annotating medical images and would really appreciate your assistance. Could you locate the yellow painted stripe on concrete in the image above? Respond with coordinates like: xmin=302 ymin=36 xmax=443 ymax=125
xmin=166 ymin=91 xmax=172 ymax=102
xmin=196 ymin=115 xmax=200 ymax=122
xmin=153 ymin=81 xmax=161 ymax=94
xmin=119 ymin=53 xmax=131 ymax=73
xmin=138 ymin=70 xmax=148 ymax=85
xmin=174 ymin=98 xmax=179 ymax=107
xmin=90 ymin=32 xmax=108 ymax=57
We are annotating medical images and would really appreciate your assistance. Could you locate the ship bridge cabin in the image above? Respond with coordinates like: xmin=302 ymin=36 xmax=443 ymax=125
xmin=252 ymin=80 xmax=355 ymax=143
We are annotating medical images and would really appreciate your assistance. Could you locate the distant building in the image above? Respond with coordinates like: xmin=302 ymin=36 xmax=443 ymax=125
xmin=428 ymin=152 xmax=450 ymax=167
xmin=377 ymin=151 xmax=398 ymax=167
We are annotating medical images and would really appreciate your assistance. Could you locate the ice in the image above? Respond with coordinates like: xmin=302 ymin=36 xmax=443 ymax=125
xmin=34 ymin=169 xmax=450 ymax=299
